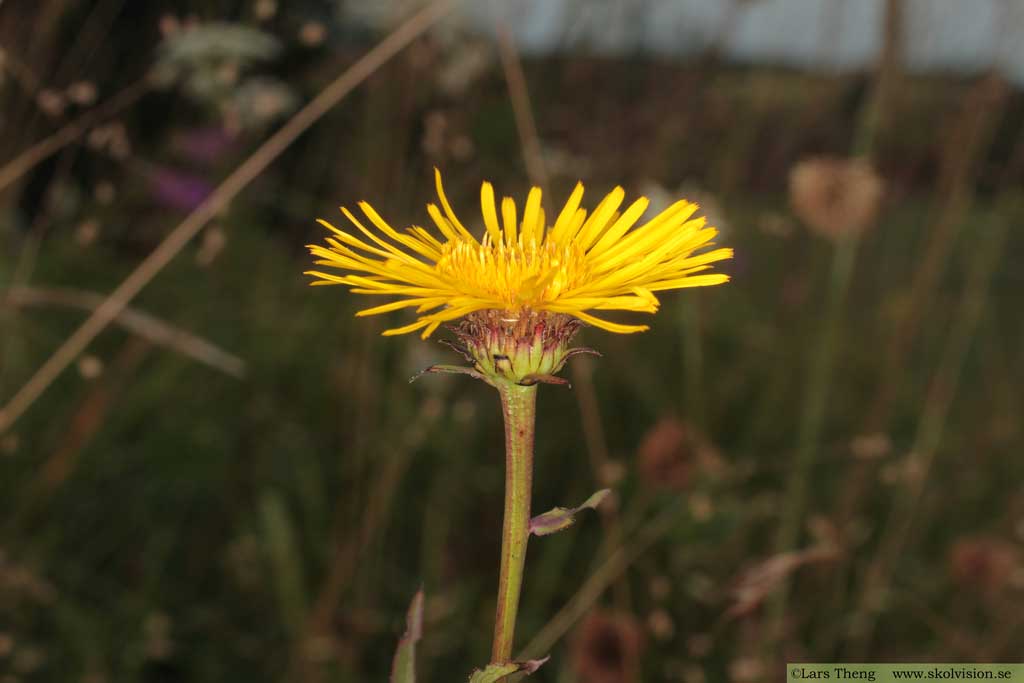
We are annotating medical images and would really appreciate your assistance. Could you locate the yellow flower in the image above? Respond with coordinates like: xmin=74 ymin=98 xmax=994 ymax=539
xmin=306 ymin=170 xmax=732 ymax=339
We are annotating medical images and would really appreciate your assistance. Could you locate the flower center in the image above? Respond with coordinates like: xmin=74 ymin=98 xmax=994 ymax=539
xmin=436 ymin=235 xmax=589 ymax=310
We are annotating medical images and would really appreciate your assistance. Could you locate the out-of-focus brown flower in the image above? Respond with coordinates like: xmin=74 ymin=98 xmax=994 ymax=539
xmin=789 ymin=156 xmax=884 ymax=240
xmin=570 ymin=610 xmax=645 ymax=683
xmin=948 ymin=535 xmax=1022 ymax=598
xmin=637 ymin=417 xmax=721 ymax=492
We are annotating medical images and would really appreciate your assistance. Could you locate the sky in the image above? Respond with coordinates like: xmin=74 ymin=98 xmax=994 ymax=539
xmin=451 ymin=0 xmax=1024 ymax=85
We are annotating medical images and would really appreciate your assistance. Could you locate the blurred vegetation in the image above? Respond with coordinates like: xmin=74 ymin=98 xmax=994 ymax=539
xmin=1 ymin=2 xmax=1023 ymax=682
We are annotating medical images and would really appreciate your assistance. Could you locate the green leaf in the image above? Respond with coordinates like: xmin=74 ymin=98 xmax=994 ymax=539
xmin=529 ymin=489 xmax=611 ymax=536
xmin=390 ymin=590 xmax=424 ymax=683
xmin=260 ymin=491 xmax=307 ymax=634
xmin=468 ymin=657 xmax=549 ymax=683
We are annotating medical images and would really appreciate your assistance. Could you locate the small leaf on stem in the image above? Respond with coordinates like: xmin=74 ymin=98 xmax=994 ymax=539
xmin=390 ymin=589 xmax=424 ymax=683
xmin=529 ymin=489 xmax=611 ymax=536
xmin=409 ymin=364 xmax=487 ymax=384
xmin=468 ymin=656 xmax=549 ymax=683
xmin=519 ymin=373 xmax=571 ymax=387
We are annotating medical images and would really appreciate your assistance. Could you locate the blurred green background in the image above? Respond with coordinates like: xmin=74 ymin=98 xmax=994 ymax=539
xmin=1 ymin=1 xmax=1022 ymax=682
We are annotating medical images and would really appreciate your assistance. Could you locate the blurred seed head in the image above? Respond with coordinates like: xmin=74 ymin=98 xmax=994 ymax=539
xmin=757 ymin=211 xmax=795 ymax=238
xmin=159 ymin=15 xmax=181 ymax=38
xmin=806 ymin=515 xmax=842 ymax=552
xmin=75 ymin=219 xmax=101 ymax=246
xmin=730 ymin=657 xmax=765 ymax=683
xmin=789 ymin=156 xmax=883 ymax=240
xmin=686 ymin=633 xmax=714 ymax=658
xmin=36 ymin=89 xmax=66 ymax=118
xmin=449 ymin=134 xmax=475 ymax=162
xmin=683 ymin=664 xmax=706 ymax=683
xmin=13 ymin=646 xmax=45 ymax=674
xmin=143 ymin=612 xmax=174 ymax=661
xmin=77 ymin=355 xmax=104 ymax=380
xmin=87 ymin=122 xmax=131 ymax=160
xmin=421 ymin=110 xmax=447 ymax=160
xmin=689 ymin=492 xmax=714 ymax=522
xmin=685 ymin=572 xmax=716 ymax=604
xmin=299 ymin=22 xmax=327 ymax=47
xmin=94 ymin=181 xmax=116 ymax=205
xmin=879 ymin=451 xmax=927 ymax=486
xmin=66 ymin=81 xmax=98 ymax=106
xmin=570 ymin=610 xmax=645 ymax=683
xmin=948 ymin=536 xmax=1022 ymax=598
xmin=0 ymin=552 xmax=56 ymax=606
xmin=543 ymin=145 xmax=592 ymax=178
xmin=216 ymin=61 xmax=240 ymax=87
xmin=224 ymin=534 xmax=262 ymax=590
xmin=0 ymin=434 xmax=17 ymax=456
xmin=302 ymin=634 xmax=340 ymax=664
xmin=648 ymin=575 xmax=671 ymax=601
xmin=437 ymin=42 xmax=492 ymax=96
xmin=637 ymin=417 xmax=721 ymax=492
xmin=254 ymin=0 xmax=277 ymax=21
xmin=406 ymin=38 xmax=439 ymax=72
xmin=647 ymin=608 xmax=675 ymax=641
xmin=599 ymin=460 xmax=626 ymax=488
xmin=850 ymin=433 xmax=892 ymax=460
xmin=228 ymin=78 xmax=297 ymax=129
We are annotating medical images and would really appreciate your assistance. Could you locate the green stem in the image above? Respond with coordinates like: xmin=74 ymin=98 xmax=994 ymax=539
xmin=768 ymin=234 xmax=858 ymax=638
xmin=680 ymin=297 xmax=704 ymax=426
xmin=492 ymin=382 xmax=537 ymax=664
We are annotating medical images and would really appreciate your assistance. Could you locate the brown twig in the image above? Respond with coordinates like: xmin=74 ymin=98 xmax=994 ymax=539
xmin=0 ymin=0 xmax=457 ymax=435
xmin=495 ymin=25 xmax=549 ymax=194
xmin=3 ymin=286 xmax=246 ymax=378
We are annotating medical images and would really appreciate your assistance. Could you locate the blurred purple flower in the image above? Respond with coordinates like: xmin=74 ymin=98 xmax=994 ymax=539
xmin=149 ymin=167 xmax=213 ymax=211
xmin=173 ymin=126 xmax=236 ymax=165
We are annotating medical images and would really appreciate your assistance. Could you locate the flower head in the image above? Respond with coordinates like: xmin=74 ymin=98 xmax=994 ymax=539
xmin=636 ymin=417 xmax=722 ymax=492
xmin=789 ymin=156 xmax=883 ymax=240
xmin=306 ymin=170 xmax=732 ymax=339
xmin=569 ymin=610 xmax=645 ymax=683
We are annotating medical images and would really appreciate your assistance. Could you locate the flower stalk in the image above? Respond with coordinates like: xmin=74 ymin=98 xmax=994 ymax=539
xmin=492 ymin=381 xmax=537 ymax=664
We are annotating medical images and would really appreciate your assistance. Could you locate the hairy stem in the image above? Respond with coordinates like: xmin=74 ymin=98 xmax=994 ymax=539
xmin=492 ymin=382 xmax=537 ymax=664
